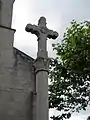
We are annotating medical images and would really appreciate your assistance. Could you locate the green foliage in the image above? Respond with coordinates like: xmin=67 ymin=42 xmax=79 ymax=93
xmin=49 ymin=20 xmax=90 ymax=120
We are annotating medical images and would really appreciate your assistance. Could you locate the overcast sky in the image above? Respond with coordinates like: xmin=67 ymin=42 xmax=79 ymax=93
xmin=12 ymin=0 xmax=90 ymax=119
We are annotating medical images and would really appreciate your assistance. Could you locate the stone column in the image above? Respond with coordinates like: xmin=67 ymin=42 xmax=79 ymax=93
xmin=34 ymin=55 xmax=49 ymax=120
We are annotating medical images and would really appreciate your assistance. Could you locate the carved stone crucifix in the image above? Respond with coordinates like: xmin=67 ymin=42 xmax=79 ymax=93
xmin=25 ymin=16 xmax=58 ymax=57
xmin=25 ymin=17 xmax=58 ymax=120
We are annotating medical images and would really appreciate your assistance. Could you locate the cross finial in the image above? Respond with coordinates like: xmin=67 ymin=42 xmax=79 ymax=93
xmin=25 ymin=17 xmax=59 ymax=57
xmin=38 ymin=16 xmax=47 ymax=27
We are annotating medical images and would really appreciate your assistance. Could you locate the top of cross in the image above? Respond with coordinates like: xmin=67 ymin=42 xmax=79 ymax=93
xmin=25 ymin=16 xmax=59 ymax=57
xmin=38 ymin=17 xmax=47 ymax=28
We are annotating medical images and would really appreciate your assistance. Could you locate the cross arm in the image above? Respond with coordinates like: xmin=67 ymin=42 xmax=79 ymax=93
xmin=47 ymin=30 xmax=59 ymax=39
xmin=25 ymin=24 xmax=40 ymax=37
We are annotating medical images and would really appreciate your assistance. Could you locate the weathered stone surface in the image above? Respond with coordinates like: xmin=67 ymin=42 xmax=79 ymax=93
xmin=0 ymin=0 xmax=37 ymax=119
xmin=0 ymin=26 xmax=36 ymax=120
xmin=26 ymin=17 xmax=59 ymax=120
xmin=0 ymin=0 xmax=15 ymax=27
xmin=25 ymin=16 xmax=58 ymax=58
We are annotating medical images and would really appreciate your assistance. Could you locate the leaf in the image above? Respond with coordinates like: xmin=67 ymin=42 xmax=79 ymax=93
xmin=49 ymin=20 xmax=90 ymax=120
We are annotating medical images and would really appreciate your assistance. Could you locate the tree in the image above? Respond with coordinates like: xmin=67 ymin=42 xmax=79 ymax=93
xmin=49 ymin=20 xmax=90 ymax=120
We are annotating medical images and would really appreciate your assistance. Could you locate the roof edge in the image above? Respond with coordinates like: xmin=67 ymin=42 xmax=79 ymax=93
xmin=13 ymin=47 xmax=35 ymax=61
xmin=0 ymin=25 xmax=16 ymax=32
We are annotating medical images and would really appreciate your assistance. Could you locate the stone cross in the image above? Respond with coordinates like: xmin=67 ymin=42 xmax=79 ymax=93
xmin=25 ymin=16 xmax=58 ymax=57
xmin=25 ymin=17 xmax=58 ymax=120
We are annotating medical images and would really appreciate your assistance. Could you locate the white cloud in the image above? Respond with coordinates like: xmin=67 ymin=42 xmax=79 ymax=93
xmin=49 ymin=109 xmax=90 ymax=120
xmin=12 ymin=0 xmax=90 ymax=58
xmin=12 ymin=0 xmax=61 ymax=58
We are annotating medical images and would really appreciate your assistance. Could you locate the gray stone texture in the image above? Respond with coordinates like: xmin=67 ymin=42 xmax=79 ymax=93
xmin=26 ymin=17 xmax=58 ymax=120
xmin=0 ymin=0 xmax=15 ymax=27
xmin=25 ymin=16 xmax=58 ymax=58
xmin=0 ymin=26 xmax=36 ymax=120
